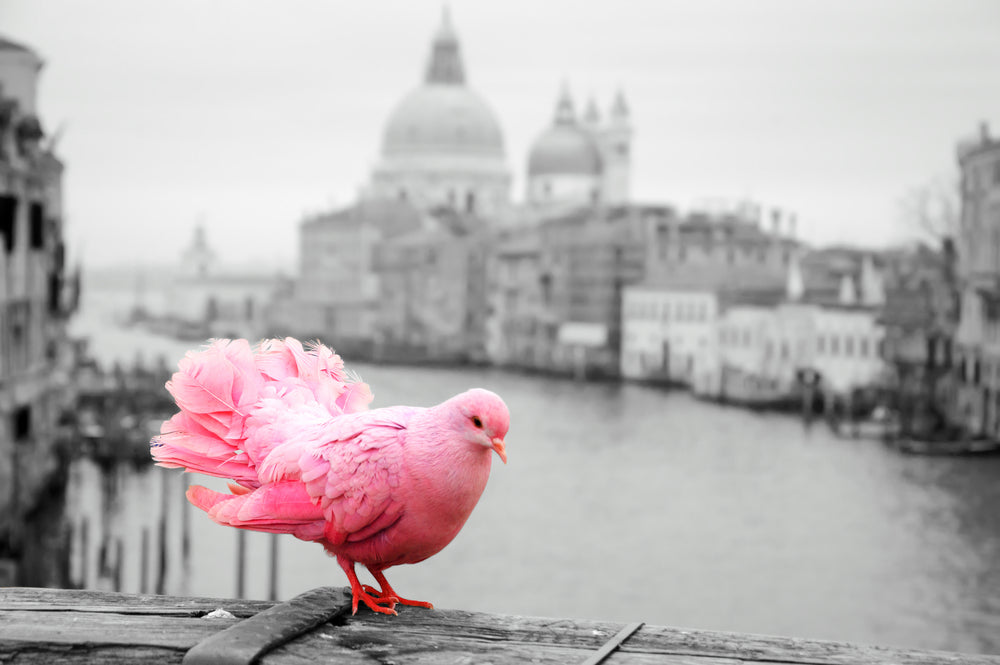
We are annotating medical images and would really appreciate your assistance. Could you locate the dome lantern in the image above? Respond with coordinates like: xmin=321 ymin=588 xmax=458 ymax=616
xmin=425 ymin=6 xmax=465 ymax=86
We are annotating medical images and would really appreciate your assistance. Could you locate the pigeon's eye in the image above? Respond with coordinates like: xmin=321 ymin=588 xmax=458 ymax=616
xmin=471 ymin=416 xmax=483 ymax=429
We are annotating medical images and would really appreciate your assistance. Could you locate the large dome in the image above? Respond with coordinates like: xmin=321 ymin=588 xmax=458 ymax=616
xmin=381 ymin=84 xmax=505 ymax=160
xmin=528 ymin=125 xmax=602 ymax=176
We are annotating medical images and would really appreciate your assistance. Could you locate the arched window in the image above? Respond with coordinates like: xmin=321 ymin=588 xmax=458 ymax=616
xmin=466 ymin=191 xmax=476 ymax=213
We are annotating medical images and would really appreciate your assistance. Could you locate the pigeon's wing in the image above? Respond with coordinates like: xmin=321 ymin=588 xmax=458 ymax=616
xmin=256 ymin=406 xmax=419 ymax=545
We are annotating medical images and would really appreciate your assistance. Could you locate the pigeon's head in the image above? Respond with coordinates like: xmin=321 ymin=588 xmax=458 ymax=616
xmin=447 ymin=388 xmax=510 ymax=464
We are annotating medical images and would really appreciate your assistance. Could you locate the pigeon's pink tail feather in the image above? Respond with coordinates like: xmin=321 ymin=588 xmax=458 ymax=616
xmin=151 ymin=338 xmax=264 ymax=484
xmin=151 ymin=336 xmax=374 ymax=484
xmin=187 ymin=483 xmax=326 ymax=541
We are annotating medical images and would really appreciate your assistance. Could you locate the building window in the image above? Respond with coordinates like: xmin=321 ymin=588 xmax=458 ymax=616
xmin=831 ymin=336 xmax=840 ymax=356
xmin=780 ymin=341 xmax=789 ymax=359
xmin=466 ymin=191 xmax=476 ymax=213
xmin=1 ymin=195 xmax=17 ymax=254
xmin=817 ymin=335 xmax=826 ymax=354
xmin=29 ymin=202 xmax=45 ymax=249
xmin=48 ymin=272 xmax=61 ymax=314
xmin=845 ymin=336 xmax=854 ymax=357
xmin=540 ymin=273 xmax=553 ymax=304
xmin=860 ymin=337 xmax=870 ymax=357
xmin=13 ymin=405 xmax=31 ymax=441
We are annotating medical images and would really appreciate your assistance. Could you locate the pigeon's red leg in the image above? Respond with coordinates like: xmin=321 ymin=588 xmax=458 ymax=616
xmin=337 ymin=556 xmax=397 ymax=615
xmin=366 ymin=568 xmax=434 ymax=609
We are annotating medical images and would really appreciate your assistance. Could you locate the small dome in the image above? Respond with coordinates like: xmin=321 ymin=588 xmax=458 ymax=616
xmin=381 ymin=84 xmax=505 ymax=160
xmin=528 ymin=125 xmax=602 ymax=176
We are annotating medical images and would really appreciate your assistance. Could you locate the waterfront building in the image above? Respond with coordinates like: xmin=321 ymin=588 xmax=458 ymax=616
xmin=644 ymin=205 xmax=799 ymax=275
xmin=163 ymin=224 xmax=280 ymax=339
xmin=370 ymin=210 xmax=490 ymax=362
xmin=486 ymin=225 xmax=550 ymax=368
xmin=538 ymin=207 xmax=646 ymax=377
xmin=284 ymin=11 xmax=511 ymax=353
xmin=623 ymin=266 xmax=785 ymax=392
xmin=622 ymin=243 xmax=889 ymax=404
xmin=621 ymin=207 xmax=797 ymax=386
xmin=730 ymin=249 xmax=886 ymax=401
xmin=0 ymin=35 xmax=79 ymax=585
xmin=879 ymin=242 xmax=958 ymax=435
xmin=489 ymin=206 xmax=646 ymax=376
xmin=277 ymin=199 xmax=423 ymax=353
xmin=952 ymin=122 xmax=1000 ymax=437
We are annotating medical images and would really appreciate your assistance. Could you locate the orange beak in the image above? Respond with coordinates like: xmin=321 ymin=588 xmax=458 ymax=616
xmin=491 ymin=437 xmax=507 ymax=464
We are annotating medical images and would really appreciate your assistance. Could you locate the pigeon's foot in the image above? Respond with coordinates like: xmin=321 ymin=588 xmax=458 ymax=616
xmin=352 ymin=587 xmax=398 ymax=616
xmin=361 ymin=584 xmax=433 ymax=609
xmin=338 ymin=556 xmax=398 ymax=615
xmin=367 ymin=569 xmax=434 ymax=610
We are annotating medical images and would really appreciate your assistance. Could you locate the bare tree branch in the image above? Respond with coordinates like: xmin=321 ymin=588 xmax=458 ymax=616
xmin=897 ymin=173 xmax=960 ymax=245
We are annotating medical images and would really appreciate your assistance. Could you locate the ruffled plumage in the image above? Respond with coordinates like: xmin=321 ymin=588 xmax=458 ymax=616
xmin=151 ymin=336 xmax=509 ymax=616
xmin=151 ymin=337 xmax=373 ymax=486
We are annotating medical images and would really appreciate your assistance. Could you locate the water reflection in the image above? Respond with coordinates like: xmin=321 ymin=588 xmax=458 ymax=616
xmin=60 ymin=364 xmax=1000 ymax=655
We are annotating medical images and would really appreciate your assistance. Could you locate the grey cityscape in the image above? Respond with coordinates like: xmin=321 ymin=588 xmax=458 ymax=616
xmin=2 ymin=1 xmax=1000 ymax=661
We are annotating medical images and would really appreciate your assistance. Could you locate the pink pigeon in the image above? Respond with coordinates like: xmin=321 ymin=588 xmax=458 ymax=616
xmin=150 ymin=337 xmax=509 ymax=615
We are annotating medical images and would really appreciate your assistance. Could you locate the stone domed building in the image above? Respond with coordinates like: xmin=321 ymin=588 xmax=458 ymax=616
xmin=368 ymin=9 xmax=511 ymax=217
xmin=526 ymin=86 xmax=632 ymax=211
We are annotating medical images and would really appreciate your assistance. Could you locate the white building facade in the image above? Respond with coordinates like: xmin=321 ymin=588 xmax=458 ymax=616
xmin=621 ymin=284 xmax=720 ymax=392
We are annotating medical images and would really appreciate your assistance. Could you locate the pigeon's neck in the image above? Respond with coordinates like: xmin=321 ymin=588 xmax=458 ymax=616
xmin=404 ymin=405 xmax=493 ymax=514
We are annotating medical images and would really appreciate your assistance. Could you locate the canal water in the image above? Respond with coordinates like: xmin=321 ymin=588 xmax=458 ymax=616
xmin=62 ymin=285 xmax=1000 ymax=655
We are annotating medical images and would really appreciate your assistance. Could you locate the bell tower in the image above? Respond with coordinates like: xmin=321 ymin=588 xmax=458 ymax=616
xmin=600 ymin=88 xmax=632 ymax=205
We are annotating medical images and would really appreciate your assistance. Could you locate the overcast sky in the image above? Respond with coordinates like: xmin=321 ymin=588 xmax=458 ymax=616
xmin=3 ymin=0 xmax=999 ymax=269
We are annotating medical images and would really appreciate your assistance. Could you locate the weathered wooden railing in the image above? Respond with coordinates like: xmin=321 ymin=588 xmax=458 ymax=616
xmin=2 ymin=586 xmax=999 ymax=664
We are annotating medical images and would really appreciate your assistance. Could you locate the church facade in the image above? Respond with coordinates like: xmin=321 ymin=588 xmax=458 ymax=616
xmin=281 ymin=10 xmax=794 ymax=374
xmin=366 ymin=10 xmax=511 ymax=218
xmin=282 ymin=9 xmax=638 ymax=361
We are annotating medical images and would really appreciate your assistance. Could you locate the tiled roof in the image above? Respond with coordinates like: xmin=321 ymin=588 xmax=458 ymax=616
xmin=303 ymin=198 xmax=423 ymax=237
xmin=636 ymin=264 xmax=786 ymax=293
xmin=880 ymin=288 xmax=933 ymax=329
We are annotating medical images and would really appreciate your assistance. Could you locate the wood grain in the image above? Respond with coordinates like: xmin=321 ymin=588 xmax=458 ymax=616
xmin=2 ymin=587 xmax=999 ymax=664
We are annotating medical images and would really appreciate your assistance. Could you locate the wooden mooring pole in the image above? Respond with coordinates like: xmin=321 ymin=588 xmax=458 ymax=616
xmin=235 ymin=529 xmax=246 ymax=599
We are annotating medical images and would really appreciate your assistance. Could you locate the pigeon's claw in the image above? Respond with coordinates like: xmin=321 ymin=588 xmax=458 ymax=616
xmin=352 ymin=588 xmax=398 ymax=616
xmin=369 ymin=569 xmax=435 ymax=610
xmin=362 ymin=584 xmax=400 ymax=605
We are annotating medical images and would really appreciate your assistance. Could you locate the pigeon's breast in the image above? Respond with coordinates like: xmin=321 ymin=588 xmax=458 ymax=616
xmin=336 ymin=451 xmax=493 ymax=567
